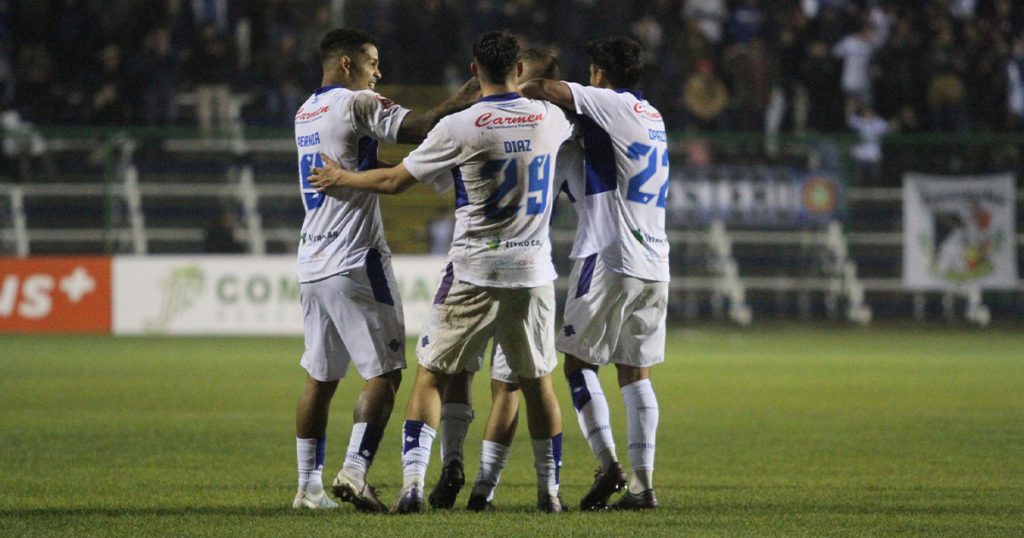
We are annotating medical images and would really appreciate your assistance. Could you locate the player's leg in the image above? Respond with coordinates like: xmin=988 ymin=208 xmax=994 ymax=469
xmin=428 ymin=370 xmax=475 ymax=509
xmin=518 ymin=374 xmax=565 ymax=512
xmin=397 ymin=277 xmax=496 ymax=513
xmin=467 ymin=375 xmax=521 ymax=511
xmin=293 ymin=374 xmax=341 ymax=509
xmin=293 ymin=279 xmax=347 ymax=510
xmin=395 ymin=366 xmax=449 ymax=513
xmin=497 ymin=284 xmax=565 ymax=512
xmin=332 ymin=368 xmax=401 ymax=513
xmin=608 ymin=278 xmax=667 ymax=511
xmin=321 ymin=256 xmax=408 ymax=512
xmin=565 ymin=356 xmax=626 ymax=510
xmin=557 ymin=255 xmax=627 ymax=510
xmin=610 ymin=364 xmax=659 ymax=510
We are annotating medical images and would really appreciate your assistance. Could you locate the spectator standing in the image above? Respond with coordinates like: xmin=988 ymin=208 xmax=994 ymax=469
xmin=832 ymin=23 xmax=879 ymax=105
xmin=846 ymin=100 xmax=890 ymax=186
xmin=188 ymin=23 xmax=236 ymax=135
xmin=1007 ymin=37 xmax=1024 ymax=129
xmin=129 ymin=28 xmax=182 ymax=126
xmin=683 ymin=0 xmax=728 ymax=46
xmin=683 ymin=59 xmax=729 ymax=131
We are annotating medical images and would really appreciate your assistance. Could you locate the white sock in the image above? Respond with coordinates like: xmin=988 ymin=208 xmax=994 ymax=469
xmin=622 ymin=379 xmax=658 ymax=493
xmin=401 ymin=420 xmax=436 ymax=490
xmin=567 ymin=368 xmax=617 ymax=470
xmin=531 ymin=433 xmax=562 ymax=498
xmin=296 ymin=437 xmax=325 ymax=493
xmin=341 ymin=422 xmax=384 ymax=484
xmin=439 ymin=403 xmax=474 ymax=465
xmin=470 ymin=440 xmax=511 ymax=501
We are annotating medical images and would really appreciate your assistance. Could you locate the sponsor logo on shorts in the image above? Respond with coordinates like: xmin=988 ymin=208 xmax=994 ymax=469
xmin=563 ymin=324 xmax=576 ymax=337
xmin=420 ymin=335 xmax=430 ymax=347
xmin=387 ymin=339 xmax=402 ymax=352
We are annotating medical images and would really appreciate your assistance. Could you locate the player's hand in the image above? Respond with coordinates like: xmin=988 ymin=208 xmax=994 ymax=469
xmin=309 ymin=153 xmax=345 ymax=192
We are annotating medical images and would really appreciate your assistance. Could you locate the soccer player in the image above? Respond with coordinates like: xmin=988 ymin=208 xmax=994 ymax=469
xmin=428 ymin=47 xmax=564 ymax=512
xmin=309 ymin=30 xmax=574 ymax=513
xmin=291 ymin=27 xmax=477 ymax=512
xmin=520 ymin=36 xmax=669 ymax=510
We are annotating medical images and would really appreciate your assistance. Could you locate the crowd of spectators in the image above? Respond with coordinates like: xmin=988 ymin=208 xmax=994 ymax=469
xmin=2 ymin=0 xmax=1024 ymax=136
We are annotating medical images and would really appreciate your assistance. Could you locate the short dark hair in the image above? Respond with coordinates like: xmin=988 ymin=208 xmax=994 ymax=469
xmin=473 ymin=30 xmax=520 ymax=83
xmin=320 ymin=28 xmax=376 ymax=63
xmin=585 ymin=36 xmax=643 ymax=88
xmin=520 ymin=47 xmax=560 ymax=80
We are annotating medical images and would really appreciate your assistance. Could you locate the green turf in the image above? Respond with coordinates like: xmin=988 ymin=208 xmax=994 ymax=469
xmin=1 ymin=327 xmax=1022 ymax=536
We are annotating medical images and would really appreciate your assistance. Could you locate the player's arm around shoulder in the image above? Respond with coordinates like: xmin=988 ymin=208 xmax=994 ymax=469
xmin=519 ymin=79 xmax=575 ymax=111
xmin=308 ymin=153 xmax=417 ymax=195
xmin=395 ymin=78 xmax=481 ymax=144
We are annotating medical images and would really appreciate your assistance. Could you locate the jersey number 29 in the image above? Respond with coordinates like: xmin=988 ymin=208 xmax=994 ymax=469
xmin=483 ymin=154 xmax=551 ymax=219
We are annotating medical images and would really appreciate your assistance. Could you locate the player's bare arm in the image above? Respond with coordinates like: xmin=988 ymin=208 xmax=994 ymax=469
xmin=519 ymin=79 xmax=574 ymax=110
xmin=309 ymin=153 xmax=417 ymax=195
xmin=396 ymin=78 xmax=481 ymax=144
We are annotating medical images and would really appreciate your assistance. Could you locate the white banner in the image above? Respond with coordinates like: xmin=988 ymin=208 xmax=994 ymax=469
xmin=112 ymin=255 xmax=446 ymax=336
xmin=903 ymin=173 xmax=1017 ymax=290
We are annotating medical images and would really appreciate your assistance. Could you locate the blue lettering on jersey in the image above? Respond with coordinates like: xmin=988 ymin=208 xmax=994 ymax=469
xmin=297 ymin=132 xmax=321 ymax=147
xmin=503 ymin=139 xmax=532 ymax=153
xmin=647 ymin=129 xmax=667 ymax=142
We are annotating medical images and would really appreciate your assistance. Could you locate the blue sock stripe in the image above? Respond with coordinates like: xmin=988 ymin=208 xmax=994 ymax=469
xmin=403 ymin=420 xmax=425 ymax=454
xmin=359 ymin=423 xmax=385 ymax=464
xmin=552 ymin=433 xmax=563 ymax=485
xmin=567 ymin=369 xmax=593 ymax=411
xmin=314 ymin=436 xmax=326 ymax=469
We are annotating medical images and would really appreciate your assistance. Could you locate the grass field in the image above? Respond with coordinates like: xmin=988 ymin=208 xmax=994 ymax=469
xmin=1 ymin=326 xmax=1022 ymax=536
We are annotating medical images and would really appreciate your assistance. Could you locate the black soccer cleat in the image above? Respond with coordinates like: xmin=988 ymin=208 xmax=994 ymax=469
xmin=537 ymin=492 xmax=570 ymax=513
xmin=579 ymin=461 xmax=627 ymax=511
xmin=391 ymin=485 xmax=425 ymax=514
xmin=466 ymin=493 xmax=495 ymax=512
xmin=610 ymin=488 xmax=658 ymax=510
xmin=427 ymin=459 xmax=465 ymax=509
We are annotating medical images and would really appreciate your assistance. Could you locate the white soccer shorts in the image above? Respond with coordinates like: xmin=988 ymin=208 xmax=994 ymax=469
xmin=417 ymin=262 xmax=556 ymax=381
xmin=299 ymin=249 xmax=407 ymax=381
xmin=556 ymin=254 xmax=668 ymax=367
xmin=465 ymin=341 xmax=517 ymax=384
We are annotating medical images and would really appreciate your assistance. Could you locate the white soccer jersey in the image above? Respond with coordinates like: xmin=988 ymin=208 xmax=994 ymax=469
xmin=563 ymin=83 xmax=670 ymax=282
xmin=403 ymin=92 xmax=575 ymax=288
xmin=294 ymin=85 xmax=410 ymax=283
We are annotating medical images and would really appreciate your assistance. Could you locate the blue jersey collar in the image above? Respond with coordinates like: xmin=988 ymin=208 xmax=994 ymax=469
xmin=314 ymin=84 xmax=346 ymax=95
xmin=479 ymin=92 xmax=522 ymax=102
xmin=615 ymin=88 xmax=643 ymax=99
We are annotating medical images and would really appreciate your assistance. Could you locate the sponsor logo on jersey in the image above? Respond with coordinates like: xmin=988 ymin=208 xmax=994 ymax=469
xmin=632 ymin=102 xmax=663 ymax=121
xmin=300 ymin=230 xmax=341 ymax=246
xmin=375 ymin=95 xmax=396 ymax=109
xmin=295 ymin=106 xmax=330 ymax=122
xmin=474 ymin=112 xmax=545 ymax=128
